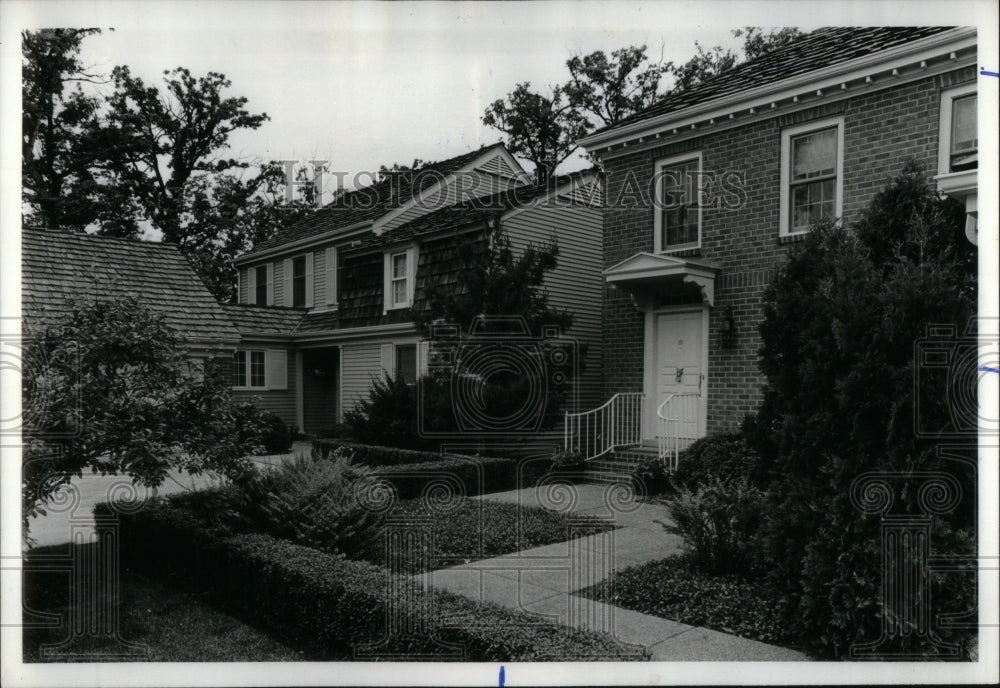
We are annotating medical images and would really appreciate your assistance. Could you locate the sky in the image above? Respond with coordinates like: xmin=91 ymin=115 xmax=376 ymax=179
xmin=2 ymin=0 xmax=992 ymax=198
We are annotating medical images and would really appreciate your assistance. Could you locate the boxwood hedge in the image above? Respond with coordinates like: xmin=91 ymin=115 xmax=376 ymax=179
xmin=96 ymin=500 xmax=646 ymax=661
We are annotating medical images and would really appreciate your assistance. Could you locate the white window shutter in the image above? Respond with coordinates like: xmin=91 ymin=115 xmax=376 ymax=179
xmin=325 ymin=247 xmax=338 ymax=305
xmin=380 ymin=343 xmax=394 ymax=380
xmin=418 ymin=341 xmax=429 ymax=376
xmin=283 ymin=258 xmax=293 ymax=307
xmin=406 ymin=246 xmax=417 ymax=306
xmin=247 ymin=267 xmax=256 ymax=304
xmin=382 ymin=253 xmax=391 ymax=313
xmin=267 ymin=350 xmax=288 ymax=390
xmin=266 ymin=263 xmax=274 ymax=305
xmin=305 ymin=252 xmax=314 ymax=307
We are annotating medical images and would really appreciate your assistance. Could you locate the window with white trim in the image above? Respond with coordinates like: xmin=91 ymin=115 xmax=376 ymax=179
xmin=653 ymin=153 xmax=702 ymax=252
xmin=939 ymin=85 xmax=977 ymax=174
xmin=233 ymin=350 xmax=267 ymax=389
xmin=383 ymin=246 xmax=417 ymax=311
xmin=780 ymin=118 xmax=844 ymax=236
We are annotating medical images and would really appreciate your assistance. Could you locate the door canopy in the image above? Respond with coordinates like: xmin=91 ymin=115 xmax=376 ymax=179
xmin=603 ymin=252 xmax=720 ymax=308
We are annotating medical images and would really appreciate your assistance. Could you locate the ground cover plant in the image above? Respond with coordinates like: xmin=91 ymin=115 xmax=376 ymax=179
xmin=578 ymin=553 xmax=797 ymax=651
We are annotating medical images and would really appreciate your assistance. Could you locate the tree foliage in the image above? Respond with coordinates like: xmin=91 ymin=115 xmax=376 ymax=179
xmin=563 ymin=45 xmax=670 ymax=127
xmin=483 ymin=28 xmax=805 ymax=175
xmin=415 ymin=227 xmax=573 ymax=337
xmin=21 ymin=29 xmax=316 ymax=301
xmin=22 ymin=296 xmax=267 ymax=538
xmin=482 ymin=83 xmax=589 ymax=179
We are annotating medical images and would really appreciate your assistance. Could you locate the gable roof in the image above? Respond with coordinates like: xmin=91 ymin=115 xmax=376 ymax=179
xmin=238 ymin=143 xmax=522 ymax=262
xmin=351 ymin=170 xmax=600 ymax=252
xmin=588 ymin=26 xmax=955 ymax=140
xmin=21 ymin=228 xmax=239 ymax=345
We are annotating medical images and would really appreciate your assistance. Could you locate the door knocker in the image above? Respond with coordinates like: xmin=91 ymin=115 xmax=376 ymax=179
xmin=675 ymin=367 xmax=684 ymax=384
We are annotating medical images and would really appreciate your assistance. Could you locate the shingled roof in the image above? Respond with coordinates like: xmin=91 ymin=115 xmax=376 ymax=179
xmin=352 ymin=170 xmax=599 ymax=251
xmin=22 ymin=228 xmax=239 ymax=345
xmin=221 ymin=303 xmax=307 ymax=337
xmin=239 ymin=143 xmax=510 ymax=260
xmin=591 ymin=26 xmax=954 ymax=138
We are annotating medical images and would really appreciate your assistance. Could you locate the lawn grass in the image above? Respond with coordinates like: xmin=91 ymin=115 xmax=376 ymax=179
xmin=358 ymin=497 xmax=615 ymax=574
xmin=578 ymin=554 xmax=801 ymax=651
xmin=23 ymin=543 xmax=316 ymax=662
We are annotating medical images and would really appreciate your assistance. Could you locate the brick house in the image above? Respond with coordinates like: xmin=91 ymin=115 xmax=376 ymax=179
xmin=568 ymin=27 xmax=978 ymax=465
xmin=229 ymin=144 xmax=603 ymax=436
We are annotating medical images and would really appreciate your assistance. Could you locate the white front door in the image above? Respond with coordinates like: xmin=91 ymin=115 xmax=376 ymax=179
xmin=652 ymin=311 xmax=704 ymax=443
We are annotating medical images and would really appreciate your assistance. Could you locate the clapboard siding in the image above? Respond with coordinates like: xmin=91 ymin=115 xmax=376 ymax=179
xmin=340 ymin=342 xmax=384 ymax=417
xmin=502 ymin=200 xmax=604 ymax=412
xmin=232 ymin=344 xmax=298 ymax=427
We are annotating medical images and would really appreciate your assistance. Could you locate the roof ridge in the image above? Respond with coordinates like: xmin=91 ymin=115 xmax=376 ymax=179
xmin=22 ymin=226 xmax=181 ymax=251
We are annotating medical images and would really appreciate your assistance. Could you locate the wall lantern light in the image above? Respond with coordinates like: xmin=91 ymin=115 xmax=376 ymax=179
xmin=721 ymin=305 xmax=737 ymax=349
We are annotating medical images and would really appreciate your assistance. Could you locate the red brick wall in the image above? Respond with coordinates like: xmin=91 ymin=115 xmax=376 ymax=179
xmin=600 ymin=66 xmax=975 ymax=434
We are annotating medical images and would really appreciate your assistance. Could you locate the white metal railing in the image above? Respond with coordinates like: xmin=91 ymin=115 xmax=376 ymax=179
xmin=657 ymin=392 xmax=701 ymax=471
xmin=564 ymin=393 xmax=644 ymax=460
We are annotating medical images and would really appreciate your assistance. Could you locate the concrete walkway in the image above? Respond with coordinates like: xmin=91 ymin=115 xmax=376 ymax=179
xmin=25 ymin=441 xmax=312 ymax=547
xmin=416 ymin=483 xmax=808 ymax=661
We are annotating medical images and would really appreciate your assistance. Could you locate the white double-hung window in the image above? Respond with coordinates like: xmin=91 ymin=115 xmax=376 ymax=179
xmin=654 ymin=153 xmax=702 ymax=252
xmin=383 ymin=246 xmax=417 ymax=311
xmin=780 ymin=118 xmax=844 ymax=236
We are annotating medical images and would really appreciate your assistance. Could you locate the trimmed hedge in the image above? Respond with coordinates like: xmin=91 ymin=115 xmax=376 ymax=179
xmin=97 ymin=500 xmax=646 ymax=661
xmin=312 ymin=439 xmax=453 ymax=467
xmin=375 ymin=455 xmax=518 ymax=499
xmin=314 ymin=439 xmax=527 ymax=497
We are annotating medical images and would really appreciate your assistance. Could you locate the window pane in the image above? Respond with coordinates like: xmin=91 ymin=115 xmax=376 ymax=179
xmin=250 ymin=351 xmax=266 ymax=387
xmin=951 ymin=95 xmax=977 ymax=153
xmin=293 ymin=256 xmax=306 ymax=307
xmin=392 ymin=253 xmax=407 ymax=279
xmin=233 ymin=351 xmax=247 ymax=387
xmin=255 ymin=266 xmax=268 ymax=305
xmin=392 ymin=278 xmax=407 ymax=306
xmin=791 ymin=178 xmax=836 ymax=231
xmin=660 ymin=159 xmax=699 ymax=249
xmin=791 ymin=128 xmax=837 ymax=180
xmin=395 ymin=345 xmax=417 ymax=384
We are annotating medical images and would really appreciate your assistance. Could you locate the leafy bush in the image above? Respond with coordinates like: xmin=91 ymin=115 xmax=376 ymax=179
xmin=234 ymin=404 xmax=294 ymax=455
xmin=630 ymin=456 xmax=672 ymax=497
xmin=548 ymin=449 xmax=584 ymax=472
xmin=750 ymin=162 xmax=977 ymax=657
xmin=238 ymin=448 xmax=384 ymax=556
xmin=341 ymin=373 xmax=440 ymax=451
xmin=670 ymin=432 xmax=763 ymax=492
xmin=98 ymin=500 xmax=647 ymax=661
xmin=663 ymin=475 xmax=765 ymax=576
